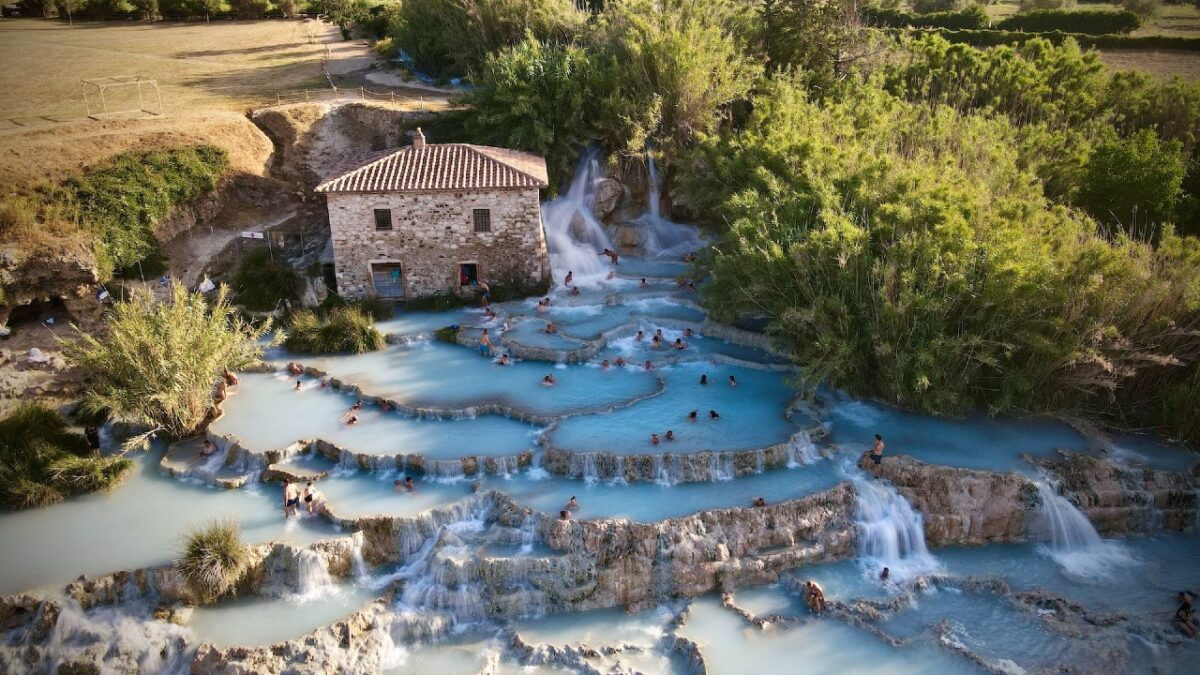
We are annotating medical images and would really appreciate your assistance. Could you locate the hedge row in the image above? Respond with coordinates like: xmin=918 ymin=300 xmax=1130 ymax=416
xmin=893 ymin=27 xmax=1200 ymax=52
xmin=864 ymin=6 xmax=988 ymax=30
xmin=995 ymin=9 xmax=1142 ymax=35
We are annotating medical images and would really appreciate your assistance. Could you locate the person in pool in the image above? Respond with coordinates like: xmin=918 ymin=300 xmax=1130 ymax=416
xmin=728 ymin=375 xmax=738 ymax=387
xmin=880 ymin=567 xmax=891 ymax=583
xmin=200 ymin=440 xmax=216 ymax=457
xmin=599 ymin=248 xmax=619 ymax=264
xmin=542 ymin=374 xmax=556 ymax=386
xmin=752 ymin=497 xmax=766 ymax=508
xmin=303 ymin=481 xmax=321 ymax=514
xmin=651 ymin=433 xmax=660 ymax=445
xmin=805 ymin=580 xmax=826 ymax=614
xmin=688 ymin=410 xmax=698 ymax=422
xmin=644 ymin=360 xmax=653 ymax=371
xmin=615 ymin=357 xmax=627 ymax=367
xmin=283 ymin=479 xmax=300 ymax=518
xmin=1177 ymin=592 xmax=1198 ymax=637
xmin=288 ymin=362 xmax=303 ymax=376
xmin=673 ymin=338 xmax=687 ymax=350
xmin=700 ymin=374 xmax=708 ymax=385
xmin=665 ymin=430 xmax=675 ymax=441
xmin=352 ymin=400 xmax=364 ymax=410
xmin=601 ymin=359 xmax=610 ymax=369
xmin=871 ymin=434 xmax=885 ymax=465
xmin=484 ymin=306 xmax=497 ymax=321
xmin=345 ymin=415 xmax=358 ymax=426
xmin=684 ymin=328 xmax=694 ymax=338
xmin=498 ymin=354 xmax=512 ymax=366
xmin=639 ymin=278 xmax=649 ymax=288
xmin=480 ymin=328 xmax=493 ymax=356
xmin=709 ymin=410 xmax=720 ymax=420
xmin=542 ymin=322 xmax=558 ymax=334
xmin=559 ymin=509 xmax=571 ymax=520
xmin=566 ymin=496 xmax=579 ymax=511
xmin=565 ymin=270 xmax=573 ymax=285
xmin=294 ymin=380 xmax=302 ymax=392
xmin=570 ymin=286 xmax=581 ymax=296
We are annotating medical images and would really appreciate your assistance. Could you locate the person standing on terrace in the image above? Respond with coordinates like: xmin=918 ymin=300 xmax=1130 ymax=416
xmin=479 ymin=328 xmax=493 ymax=357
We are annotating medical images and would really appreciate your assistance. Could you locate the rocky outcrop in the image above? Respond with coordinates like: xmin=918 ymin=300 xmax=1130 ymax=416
xmin=859 ymin=454 xmax=1040 ymax=546
xmin=1035 ymin=451 xmax=1200 ymax=535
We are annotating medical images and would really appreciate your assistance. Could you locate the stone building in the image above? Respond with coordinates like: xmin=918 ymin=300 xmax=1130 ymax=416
xmin=315 ymin=130 xmax=550 ymax=300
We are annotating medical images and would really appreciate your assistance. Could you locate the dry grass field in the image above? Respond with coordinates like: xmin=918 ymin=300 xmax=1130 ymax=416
xmin=0 ymin=18 xmax=447 ymax=130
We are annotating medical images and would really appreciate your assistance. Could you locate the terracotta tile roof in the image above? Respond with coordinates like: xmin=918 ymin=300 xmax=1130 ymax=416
xmin=315 ymin=144 xmax=549 ymax=193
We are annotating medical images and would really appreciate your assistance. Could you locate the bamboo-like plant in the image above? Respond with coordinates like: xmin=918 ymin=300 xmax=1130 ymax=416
xmin=62 ymin=282 xmax=273 ymax=451
xmin=283 ymin=306 xmax=386 ymax=354
xmin=177 ymin=519 xmax=248 ymax=604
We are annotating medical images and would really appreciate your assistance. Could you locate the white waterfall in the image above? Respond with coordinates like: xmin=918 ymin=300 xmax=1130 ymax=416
xmin=40 ymin=600 xmax=193 ymax=675
xmin=634 ymin=156 xmax=703 ymax=259
xmin=1032 ymin=481 xmax=1137 ymax=578
xmin=785 ymin=431 xmax=820 ymax=467
xmin=542 ymin=148 xmax=614 ymax=283
xmin=293 ymin=549 xmax=337 ymax=602
xmin=851 ymin=474 xmax=939 ymax=581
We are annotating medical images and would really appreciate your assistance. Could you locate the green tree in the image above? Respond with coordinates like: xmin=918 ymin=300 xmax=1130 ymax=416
xmin=755 ymin=0 xmax=870 ymax=84
xmin=1077 ymin=129 xmax=1186 ymax=234
xmin=130 ymin=0 xmax=159 ymax=18
xmin=276 ymin=0 xmax=300 ymax=16
xmin=62 ymin=283 xmax=273 ymax=449
xmin=911 ymin=0 xmax=960 ymax=12
xmin=229 ymin=0 xmax=269 ymax=17
xmin=57 ymin=0 xmax=83 ymax=22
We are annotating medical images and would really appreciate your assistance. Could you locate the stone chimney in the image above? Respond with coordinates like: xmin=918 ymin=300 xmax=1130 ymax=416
xmin=412 ymin=128 xmax=426 ymax=149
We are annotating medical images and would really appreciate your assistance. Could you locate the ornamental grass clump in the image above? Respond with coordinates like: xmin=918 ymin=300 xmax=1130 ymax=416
xmin=0 ymin=404 xmax=133 ymax=510
xmin=177 ymin=519 xmax=248 ymax=604
xmin=283 ymin=306 xmax=386 ymax=354
xmin=62 ymin=282 xmax=273 ymax=451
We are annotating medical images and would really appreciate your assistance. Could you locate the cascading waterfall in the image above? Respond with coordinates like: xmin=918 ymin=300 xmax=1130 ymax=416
xmin=851 ymin=473 xmax=939 ymax=581
xmin=633 ymin=155 xmax=703 ymax=259
xmin=1032 ymin=481 xmax=1137 ymax=578
xmin=293 ymin=549 xmax=337 ymax=602
xmin=541 ymin=148 xmax=614 ymax=283
xmin=39 ymin=600 xmax=193 ymax=675
xmin=785 ymin=431 xmax=820 ymax=467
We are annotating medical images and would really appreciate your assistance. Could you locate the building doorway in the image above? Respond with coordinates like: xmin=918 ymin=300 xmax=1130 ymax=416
xmin=458 ymin=263 xmax=479 ymax=287
xmin=371 ymin=263 xmax=405 ymax=299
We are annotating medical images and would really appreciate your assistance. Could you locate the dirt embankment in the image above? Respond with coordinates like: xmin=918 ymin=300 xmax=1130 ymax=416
xmin=252 ymin=101 xmax=438 ymax=189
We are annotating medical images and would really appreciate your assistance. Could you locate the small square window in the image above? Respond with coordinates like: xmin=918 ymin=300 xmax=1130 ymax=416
xmin=473 ymin=209 xmax=491 ymax=233
xmin=374 ymin=208 xmax=392 ymax=231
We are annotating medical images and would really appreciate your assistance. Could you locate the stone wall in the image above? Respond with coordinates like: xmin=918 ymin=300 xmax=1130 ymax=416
xmin=326 ymin=187 xmax=550 ymax=299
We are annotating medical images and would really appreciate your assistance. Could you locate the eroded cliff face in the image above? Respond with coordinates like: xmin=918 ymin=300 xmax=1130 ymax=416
xmin=858 ymin=454 xmax=1039 ymax=546
xmin=1034 ymin=451 xmax=1200 ymax=536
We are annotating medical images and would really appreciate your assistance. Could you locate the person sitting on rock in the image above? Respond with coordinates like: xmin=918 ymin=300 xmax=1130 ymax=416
xmin=805 ymin=580 xmax=826 ymax=614
xmin=559 ymin=509 xmax=571 ymax=520
xmin=288 ymin=362 xmax=303 ymax=376
xmin=215 ymin=380 xmax=228 ymax=403
xmin=223 ymin=368 xmax=239 ymax=386
xmin=565 ymin=271 xmax=574 ymax=285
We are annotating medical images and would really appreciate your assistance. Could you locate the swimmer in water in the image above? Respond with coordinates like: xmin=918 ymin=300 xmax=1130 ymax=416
xmin=542 ymin=374 xmax=556 ymax=386
xmin=687 ymin=410 xmax=698 ymax=422
xmin=644 ymin=360 xmax=653 ymax=371
xmin=709 ymin=410 xmax=720 ymax=420
xmin=566 ymin=496 xmax=579 ymax=510
xmin=700 ymin=374 xmax=708 ymax=385
xmin=565 ymin=271 xmax=573 ymax=285
xmin=636 ymin=330 xmax=645 ymax=341
xmin=728 ymin=375 xmax=738 ymax=387
xmin=601 ymin=359 xmax=610 ymax=369
xmin=615 ymin=357 xmax=626 ymax=367
xmin=665 ymin=430 xmax=675 ymax=441
xmin=650 ymin=433 xmax=660 ymax=445
xmin=294 ymin=380 xmax=302 ymax=391
xmin=640 ymin=278 xmax=649 ymax=288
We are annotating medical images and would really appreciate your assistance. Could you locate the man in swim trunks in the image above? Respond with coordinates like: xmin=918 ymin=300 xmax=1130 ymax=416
xmin=871 ymin=434 xmax=885 ymax=465
xmin=283 ymin=479 xmax=300 ymax=517
xmin=480 ymin=328 xmax=493 ymax=357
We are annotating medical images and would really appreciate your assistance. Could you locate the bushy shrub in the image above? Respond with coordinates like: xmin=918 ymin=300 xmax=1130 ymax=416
xmin=1077 ymin=129 xmax=1186 ymax=232
xmin=388 ymin=0 xmax=587 ymax=77
xmin=680 ymin=75 xmax=1200 ymax=426
xmin=230 ymin=248 xmax=302 ymax=312
xmin=373 ymin=36 xmax=398 ymax=58
xmin=910 ymin=0 xmax=960 ymax=13
xmin=996 ymin=9 xmax=1142 ymax=34
xmin=0 ymin=404 xmax=133 ymax=510
xmin=284 ymin=306 xmax=386 ymax=354
xmin=899 ymin=27 xmax=1200 ymax=51
xmin=1018 ymin=0 xmax=1074 ymax=10
xmin=229 ymin=0 xmax=268 ymax=17
xmin=63 ymin=283 xmax=272 ymax=448
xmin=319 ymin=292 xmax=395 ymax=320
xmin=177 ymin=519 xmax=247 ymax=604
xmin=864 ymin=6 xmax=988 ymax=29
xmin=36 ymin=145 xmax=229 ymax=281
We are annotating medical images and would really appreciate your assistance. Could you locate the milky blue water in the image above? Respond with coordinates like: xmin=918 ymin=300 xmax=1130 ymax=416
xmin=211 ymin=372 xmax=540 ymax=458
